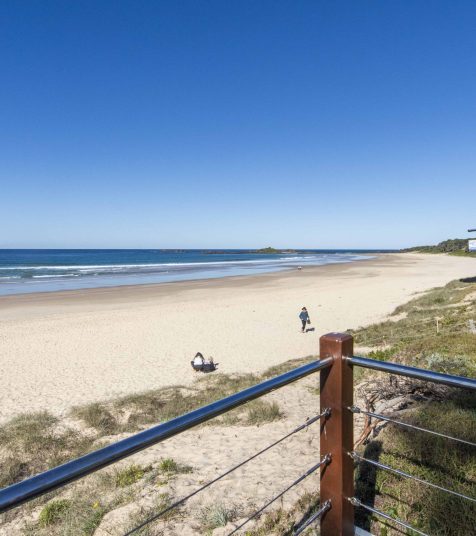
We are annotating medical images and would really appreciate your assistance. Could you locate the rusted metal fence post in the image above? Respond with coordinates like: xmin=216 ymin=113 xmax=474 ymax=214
xmin=320 ymin=332 xmax=354 ymax=536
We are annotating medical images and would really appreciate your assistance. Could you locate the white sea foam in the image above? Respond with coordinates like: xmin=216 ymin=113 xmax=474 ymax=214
xmin=0 ymin=253 xmax=375 ymax=296
xmin=32 ymin=274 xmax=79 ymax=279
xmin=3 ymin=257 xmax=326 ymax=271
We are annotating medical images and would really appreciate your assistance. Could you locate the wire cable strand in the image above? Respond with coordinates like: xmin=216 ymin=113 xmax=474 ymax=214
xmin=349 ymin=451 xmax=476 ymax=504
xmin=348 ymin=406 xmax=476 ymax=448
xmin=348 ymin=497 xmax=430 ymax=536
xmin=123 ymin=410 xmax=330 ymax=536
xmin=292 ymin=499 xmax=331 ymax=535
xmin=227 ymin=455 xmax=331 ymax=536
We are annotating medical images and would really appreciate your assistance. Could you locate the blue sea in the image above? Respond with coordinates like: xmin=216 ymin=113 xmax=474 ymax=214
xmin=0 ymin=249 xmax=391 ymax=296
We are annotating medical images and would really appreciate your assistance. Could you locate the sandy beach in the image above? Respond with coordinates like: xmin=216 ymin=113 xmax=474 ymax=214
xmin=0 ymin=252 xmax=475 ymax=424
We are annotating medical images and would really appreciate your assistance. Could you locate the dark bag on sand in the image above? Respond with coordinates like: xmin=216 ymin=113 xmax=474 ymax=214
xmin=307 ymin=319 xmax=311 ymax=324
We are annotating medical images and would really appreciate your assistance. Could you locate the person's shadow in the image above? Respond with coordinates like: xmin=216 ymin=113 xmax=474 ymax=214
xmin=305 ymin=327 xmax=315 ymax=332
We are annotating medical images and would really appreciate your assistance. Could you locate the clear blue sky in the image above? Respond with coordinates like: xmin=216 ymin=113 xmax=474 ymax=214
xmin=1 ymin=1 xmax=475 ymax=249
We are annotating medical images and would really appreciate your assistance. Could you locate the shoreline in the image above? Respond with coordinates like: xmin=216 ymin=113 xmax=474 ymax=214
xmin=0 ymin=253 xmax=382 ymax=311
xmin=0 ymin=252 xmax=475 ymax=423
xmin=0 ymin=251 xmax=377 ymax=298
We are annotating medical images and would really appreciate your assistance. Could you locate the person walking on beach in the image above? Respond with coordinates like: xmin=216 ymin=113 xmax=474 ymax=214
xmin=299 ymin=307 xmax=310 ymax=333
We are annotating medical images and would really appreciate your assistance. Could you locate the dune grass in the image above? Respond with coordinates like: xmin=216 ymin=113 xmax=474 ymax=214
xmin=21 ymin=473 xmax=133 ymax=536
xmin=199 ymin=502 xmax=240 ymax=532
xmin=129 ymin=493 xmax=179 ymax=534
xmin=243 ymin=491 xmax=321 ymax=535
xmin=38 ymin=499 xmax=71 ymax=527
xmin=355 ymin=391 xmax=476 ymax=535
xmin=350 ymin=278 xmax=476 ymax=376
xmin=114 ymin=464 xmax=150 ymax=488
xmin=71 ymin=403 xmax=118 ymax=435
xmin=70 ymin=357 xmax=311 ymax=436
xmin=352 ymin=278 xmax=476 ymax=535
xmin=18 ymin=457 xmax=189 ymax=536
xmin=0 ymin=356 xmax=305 ymax=526
xmin=245 ymin=400 xmax=283 ymax=425
xmin=0 ymin=412 xmax=94 ymax=489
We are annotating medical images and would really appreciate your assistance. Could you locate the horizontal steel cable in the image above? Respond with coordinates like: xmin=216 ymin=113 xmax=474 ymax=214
xmin=227 ymin=455 xmax=331 ymax=536
xmin=293 ymin=499 xmax=331 ymax=535
xmin=348 ymin=406 xmax=476 ymax=447
xmin=348 ymin=497 xmax=430 ymax=536
xmin=349 ymin=451 xmax=476 ymax=503
xmin=123 ymin=410 xmax=330 ymax=536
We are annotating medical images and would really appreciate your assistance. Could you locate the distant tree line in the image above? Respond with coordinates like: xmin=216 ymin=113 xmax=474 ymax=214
xmin=402 ymin=238 xmax=471 ymax=254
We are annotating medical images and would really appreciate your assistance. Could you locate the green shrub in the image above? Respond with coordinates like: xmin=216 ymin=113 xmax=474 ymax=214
xmin=158 ymin=457 xmax=192 ymax=475
xmin=115 ymin=464 xmax=148 ymax=487
xmin=158 ymin=458 xmax=179 ymax=473
xmin=424 ymin=352 xmax=476 ymax=377
xmin=39 ymin=499 xmax=71 ymax=526
xmin=366 ymin=347 xmax=395 ymax=362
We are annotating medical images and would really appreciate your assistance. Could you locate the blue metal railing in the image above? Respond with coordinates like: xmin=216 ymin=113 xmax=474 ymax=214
xmin=348 ymin=355 xmax=476 ymax=391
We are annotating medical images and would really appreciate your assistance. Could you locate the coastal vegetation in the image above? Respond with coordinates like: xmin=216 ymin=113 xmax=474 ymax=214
xmin=402 ymin=238 xmax=476 ymax=257
xmin=199 ymin=502 xmax=240 ymax=533
xmin=350 ymin=278 xmax=476 ymax=375
xmin=70 ymin=367 xmax=295 ymax=436
xmin=243 ymin=491 xmax=321 ymax=535
xmin=0 ymin=362 xmax=299 ymax=491
xmin=355 ymin=395 xmax=476 ymax=536
xmin=38 ymin=499 xmax=71 ymax=527
xmin=0 ymin=360 xmax=307 ymax=535
xmin=351 ymin=278 xmax=476 ymax=535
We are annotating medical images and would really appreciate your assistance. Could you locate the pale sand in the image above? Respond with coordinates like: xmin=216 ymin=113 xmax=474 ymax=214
xmin=0 ymin=253 xmax=475 ymax=424
xmin=0 ymin=379 xmax=323 ymax=535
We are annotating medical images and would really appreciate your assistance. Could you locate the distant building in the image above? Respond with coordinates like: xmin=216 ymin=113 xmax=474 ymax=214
xmin=468 ymin=228 xmax=476 ymax=251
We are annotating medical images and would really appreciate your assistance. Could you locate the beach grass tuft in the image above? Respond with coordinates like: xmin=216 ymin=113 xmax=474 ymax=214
xmin=114 ymin=464 xmax=150 ymax=488
xmin=199 ymin=502 xmax=239 ymax=531
xmin=0 ymin=411 xmax=94 ymax=488
xmin=38 ymin=499 xmax=71 ymax=527
xmin=71 ymin=402 xmax=119 ymax=435
xmin=245 ymin=400 xmax=283 ymax=425
xmin=243 ymin=491 xmax=321 ymax=535
xmin=69 ymin=362 xmax=296 ymax=436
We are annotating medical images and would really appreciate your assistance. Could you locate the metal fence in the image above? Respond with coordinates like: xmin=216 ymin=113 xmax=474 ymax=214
xmin=0 ymin=333 xmax=475 ymax=535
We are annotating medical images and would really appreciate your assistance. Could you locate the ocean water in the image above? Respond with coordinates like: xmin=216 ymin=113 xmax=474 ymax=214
xmin=0 ymin=249 xmax=390 ymax=296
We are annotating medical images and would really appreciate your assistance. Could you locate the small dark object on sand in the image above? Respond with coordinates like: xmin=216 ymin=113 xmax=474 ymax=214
xmin=191 ymin=353 xmax=217 ymax=373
